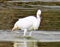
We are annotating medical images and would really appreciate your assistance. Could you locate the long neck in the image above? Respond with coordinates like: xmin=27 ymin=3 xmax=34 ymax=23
xmin=36 ymin=13 xmax=40 ymax=22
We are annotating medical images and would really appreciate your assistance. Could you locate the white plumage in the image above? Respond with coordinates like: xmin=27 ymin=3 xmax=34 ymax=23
xmin=12 ymin=9 xmax=41 ymax=36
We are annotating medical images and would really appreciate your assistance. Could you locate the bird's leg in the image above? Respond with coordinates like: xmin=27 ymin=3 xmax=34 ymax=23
xmin=24 ymin=29 xmax=27 ymax=36
xmin=29 ymin=31 xmax=32 ymax=36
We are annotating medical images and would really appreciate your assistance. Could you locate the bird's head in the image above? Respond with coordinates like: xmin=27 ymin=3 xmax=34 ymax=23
xmin=37 ymin=9 xmax=41 ymax=16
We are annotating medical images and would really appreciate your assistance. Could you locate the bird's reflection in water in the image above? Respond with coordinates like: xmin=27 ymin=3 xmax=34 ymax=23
xmin=22 ymin=36 xmax=37 ymax=47
xmin=24 ymin=38 xmax=27 ymax=47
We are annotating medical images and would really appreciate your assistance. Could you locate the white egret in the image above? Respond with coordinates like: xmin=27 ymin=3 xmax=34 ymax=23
xmin=12 ymin=9 xmax=41 ymax=36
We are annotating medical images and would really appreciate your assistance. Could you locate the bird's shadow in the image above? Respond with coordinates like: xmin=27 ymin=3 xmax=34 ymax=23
xmin=23 ymin=36 xmax=33 ymax=39
xmin=15 ymin=36 xmax=34 ymax=40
